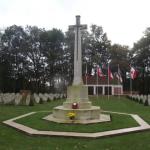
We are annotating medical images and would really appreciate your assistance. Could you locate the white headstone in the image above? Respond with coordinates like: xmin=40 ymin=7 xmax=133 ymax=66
xmin=34 ymin=93 xmax=40 ymax=103
xmin=148 ymin=95 xmax=150 ymax=105
xmin=15 ymin=93 xmax=22 ymax=105
xmin=26 ymin=94 xmax=31 ymax=105
xmin=3 ymin=93 xmax=14 ymax=104
xmin=39 ymin=93 xmax=47 ymax=102
xmin=137 ymin=94 xmax=141 ymax=102
xmin=44 ymin=93 xmax=50 ymax=100
xmin=140 ymin=95 xmax=144 ymax=103
xmin=49 ymin=93 xmax=54 ymax=101
xmin=142 ymin=95 xmax=147 ymax=103
xmin=0 ymin=93 xmax=3 ymax=103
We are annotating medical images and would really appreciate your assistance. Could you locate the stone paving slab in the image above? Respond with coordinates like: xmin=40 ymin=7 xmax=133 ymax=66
xmin=43 ymin=113 xmax=111 ymax=124
xmin=5 ymin=112 xmax=36 ymax=121
xmin=3 ymin=111 xmax=150 ymax=138
xmin=131 ymin=114 xmax=150 ymax=127
xmin=4 ymin=120 xmax=38 ymax=134
xmin=3 ymin=112 xmax=37 ymax=135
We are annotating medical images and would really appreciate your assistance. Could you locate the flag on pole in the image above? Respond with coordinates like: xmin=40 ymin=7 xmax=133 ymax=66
xmin=130 ymin=66 xmax=137 ymax=80
xmin=91 ymin=68 xmax=95 ymax=76
xmin=97 ymin=65 xmax=105 ymax=79
xmin=107 ymin=63 xmax=112 ymax=100
xmin=116 ymin=65 xmax=123 ymax=83
xmin=108 ymin=67 xmax=114 ymax=80
xmin=102 ymin=63 xmax=106 ymax=69
xmin=115 ymin=73 xmax=123 ymax=83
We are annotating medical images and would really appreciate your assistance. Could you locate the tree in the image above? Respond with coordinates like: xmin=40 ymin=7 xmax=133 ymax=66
xmin=0 ymin=25 xmax=27 ymax=92
xmin=110 ymin=44 xmax=130 ymax=74
xmin=131 ymin=27 xmax=150 ymax=94
xmin=88 ymin=25 xmax=111 ymax=64
xmin=23 ymin=26 xmax=46 ymax=92
xmin=40 ymin=28 xmax=65 ymax=91
xmin=0 ymin=61 xmax=12 ymax=92
xmin=64 ymin=25 xmax=111 ymax=82
xmin=0 ymin=23 xmax=128 ymax=93
xmin=82 ymin=25 xmax=111 ymax=76
xmin=109 ymin=44 xmax=130 ymax=91
xmin=64 ymin=29 xmax=76 ymax=84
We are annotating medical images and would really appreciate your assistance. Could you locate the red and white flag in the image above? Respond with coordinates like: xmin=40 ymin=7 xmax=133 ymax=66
xmin=97 ymin=65 xmax=105 ymax=79
xmin=116 ymin=73 xmax=123 ymax=83
xmin=116 ymin=65 xmax=123 ymax=83
xmin=130 ymin=66 xmax=137 ymax=80
xmin=108 ymin=67 xmax=114 ymax=80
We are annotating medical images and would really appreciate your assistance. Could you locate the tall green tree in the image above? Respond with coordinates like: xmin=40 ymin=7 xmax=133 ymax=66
xmin=82 ymin=25 xmax=111 ymax=76
xmin=64 ymin=30 xmax=75 ymax=84
xmin=23 ymin=26 xmax=46 ymax=92
xmin=110 ymin=44 xmax=130 ymax=72
xmin=40 ymin=28 xmax=65 ymax=91
xmin=109 ymin=44 xmax=130 ymax=90
xmin=65 ymin=25 xmax=111 ymax=81
xmin=132 ymin=27 xmax=150 ymax=94
xmin=87 ymin=25 xmax=111 ymax=64
xmin=0 ymin=25 xmax=27 ymax=92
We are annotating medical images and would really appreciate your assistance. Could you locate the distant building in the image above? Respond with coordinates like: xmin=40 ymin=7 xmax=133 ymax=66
xmin=83 ymin=76 xmax=123 ymax=95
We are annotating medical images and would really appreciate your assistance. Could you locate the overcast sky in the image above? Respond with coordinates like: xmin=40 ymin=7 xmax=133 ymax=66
xmin=0 ymin=0 xmax=150 ymax=48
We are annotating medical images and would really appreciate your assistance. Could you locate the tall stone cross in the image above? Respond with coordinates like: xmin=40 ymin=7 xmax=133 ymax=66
xmin=69 ymin=15 xmax=87 ymax=85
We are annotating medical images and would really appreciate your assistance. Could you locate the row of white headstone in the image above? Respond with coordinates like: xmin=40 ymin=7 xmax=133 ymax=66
xmin=0 ymin=93 xmax=66 ymax=106
xmin=34 ymin=93 xmax=66 ymax=103
xmin=128 ymin=94 xmax=150 ymax=106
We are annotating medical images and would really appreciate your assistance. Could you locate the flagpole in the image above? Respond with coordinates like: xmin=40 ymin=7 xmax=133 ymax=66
xmin=130 ymin=65 xmax=134 ymax=97
xmin=130 ymin=76 xmax=132 ymax=96
xmin=118 ymin=64 xmax=120 ymax=99
xmin=130 ymin=65 xmax=132 ymax=97
xmin=108 ymin=63 xmax=110 ymax=100
xmin=97 ymin=66 xmax=98 ymax=99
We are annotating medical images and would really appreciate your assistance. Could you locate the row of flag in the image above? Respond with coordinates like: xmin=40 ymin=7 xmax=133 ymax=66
xmin=90 ymin=65 xmax=122 ymax=82
xmin=88 ymin=64 xmax=138 ymax=83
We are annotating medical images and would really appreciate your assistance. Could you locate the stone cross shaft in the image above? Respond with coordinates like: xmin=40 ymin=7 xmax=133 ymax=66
xmin=69 ymin=15 xmax=87 ymax=85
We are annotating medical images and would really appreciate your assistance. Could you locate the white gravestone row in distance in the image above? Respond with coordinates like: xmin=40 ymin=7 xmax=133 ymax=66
xmin=0 ymin=93 xmax=65 ymax=105
xmin=129 ymin=94 xmax=150 ymax=106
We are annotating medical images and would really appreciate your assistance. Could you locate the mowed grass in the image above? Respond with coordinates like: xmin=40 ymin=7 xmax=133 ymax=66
xmin=16 ymin=111 xmax=138 ymax=133
xmin=0 ymin=96 xmax=150 ymax=150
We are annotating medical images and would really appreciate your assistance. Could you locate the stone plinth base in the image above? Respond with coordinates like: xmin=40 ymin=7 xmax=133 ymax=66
xmin=43 ymin=113 xmax=111 ymax=124
xmin=52 ymin=106 xmax=100 ymax=120
xmin=49 ymin=85 xmax=104 ymax=124
xmin=63 ymin=101 xmax=92 ymax=109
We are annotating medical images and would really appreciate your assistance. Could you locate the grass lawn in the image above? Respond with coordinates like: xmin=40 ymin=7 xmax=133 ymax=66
xmin=15 ymin=111 xmax=139 ymax=133
xmin=0 ymin=96 xmax=150 ymax=150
